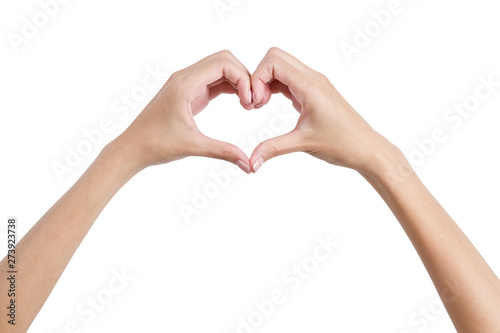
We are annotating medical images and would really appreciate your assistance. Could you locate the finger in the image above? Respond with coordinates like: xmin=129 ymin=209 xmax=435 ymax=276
xmin=186 ymin=50 xmax=252 ymax=105
xmin=251 ymin=47 xmax=312 ymax=107
xmin=254 ymin=81 xmax=272 ymax=108
xmin=208 ymin=81 xmax=238 ymax=100
xmin=269 ymin=80 xmax=292 ymax=99
xmin=208 ymin=82 xmax=253 ymax=110
xmin=269 ymin=80 xmax=302 ymax=112
xmin=240 ymin=98 xmax=254 ymax=111
xmin=190 ymin=81 xmax=240 ymax=116
xmin=249 ymin=130 xmax=305 ymax=173
xmin=196 ymin=135 xmax=251 ymax=174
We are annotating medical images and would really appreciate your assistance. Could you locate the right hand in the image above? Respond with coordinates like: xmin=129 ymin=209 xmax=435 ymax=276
xmin=249 ymin=47 xmax=398 ymax=174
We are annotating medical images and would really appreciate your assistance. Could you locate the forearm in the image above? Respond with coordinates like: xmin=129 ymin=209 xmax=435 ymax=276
xmin=0 ymin=50 xmax=254 ymax=332
xmin=360 ymin=144 xmax=500 ymax=332
xmin=0 ymin=142 xmax=138 ymax=332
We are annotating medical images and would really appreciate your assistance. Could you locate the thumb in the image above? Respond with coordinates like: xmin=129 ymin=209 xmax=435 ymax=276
xmin=250 ymin=130 xmax=305 ymax=173
xmin=197 ymin=135 xmax=251 ymax=174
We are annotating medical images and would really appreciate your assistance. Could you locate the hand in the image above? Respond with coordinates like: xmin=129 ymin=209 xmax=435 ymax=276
xmin=249 ymin=47 xmax=398 ymax=174
xmin=110 ymin=50 xmax=254 ymax=174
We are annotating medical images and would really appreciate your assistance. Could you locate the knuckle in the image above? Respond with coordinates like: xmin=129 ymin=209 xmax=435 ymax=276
xmin=266 ymin=144 xmax=280 ymax=158
xmin=217 ymin=49 xmax=234 ymax=60
xmin=165 ymin=72 xmax=190 ymax=97
xmin=165 ymin=80 xmax=189 ymax=98
xmin=264 ymin=47 xmax=282 ymax=63
xmin=316 ymin=72 xmax=329 ymax=83
xmin=301 ymin=78 xmax=321 ymax=97
xmin=267 ymin=47 xmax=282 ymax=57
xmin=213 ymin=52 xmax=234 ymax=70
xmin=168 ymin=70 xmax=183 ymax=82
xmin=299 ymin=136 xmax=315 ymax=154
xmin=217 ymin=147 xmax=235 ymax=161
xmin=304 ymin=76 xmax=329 ymax=100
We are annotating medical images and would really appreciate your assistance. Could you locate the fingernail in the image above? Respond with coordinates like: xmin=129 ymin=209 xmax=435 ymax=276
xmin=252 ymin=157 xmax=264 ymax=173
xmin=236 ymin=160 xmax=251 ymax=174
xmin=247 ymin=90 xmax=252 ymax=104
xmin=252 ymin=92 xmax=257 ymax=104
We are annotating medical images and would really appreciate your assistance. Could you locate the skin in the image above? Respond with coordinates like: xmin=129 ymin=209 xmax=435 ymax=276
xmin=1 ymin=48 xmax=499 ymax=332
xmin=249 ymin=47 xmax=500 ymax=331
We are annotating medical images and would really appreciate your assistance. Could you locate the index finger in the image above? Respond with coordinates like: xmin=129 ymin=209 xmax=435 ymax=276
xmin=182 ymin=50 xmax=253 ymax=105
xmin=251 ymin=47 xmax=313 ymax=106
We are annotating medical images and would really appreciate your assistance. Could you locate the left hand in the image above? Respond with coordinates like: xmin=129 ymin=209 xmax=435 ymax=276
xmin=110 ymin=50 xmax=254 ymax=173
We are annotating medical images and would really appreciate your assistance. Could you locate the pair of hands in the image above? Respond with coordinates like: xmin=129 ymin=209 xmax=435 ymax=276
xmin=111 ymin=48 xmax=394 ymax=175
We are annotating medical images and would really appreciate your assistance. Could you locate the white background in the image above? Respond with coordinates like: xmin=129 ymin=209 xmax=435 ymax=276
xmin=1 ymin=0 xmax=500 ymax=332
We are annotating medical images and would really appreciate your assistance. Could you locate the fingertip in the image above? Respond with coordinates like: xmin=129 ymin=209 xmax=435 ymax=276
xmin=249 ymin=148 xmax=266 ymax=173
xmin=239 ymin=99 xmax=254 ymax=110
xmin=200 ymin=135 xmax=251 ymax=167
xmin=252 ymin=156 xmax=264 ymax=173
xmin=235 ymin=75 xmax=253 ymax=106
xmin=250 ymin=75 xmax=266 ymax=106
xmin=261 ymin=84 xmax=272 ymax=106
xmin=236 ymin=160 xmax=251 ymax=174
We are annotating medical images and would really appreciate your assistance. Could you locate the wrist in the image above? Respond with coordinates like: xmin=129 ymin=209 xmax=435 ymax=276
xmin=100 ymin=137 xmax=146 ymax=179
xmin=357 ymin=138 xmax=413 ymax=183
